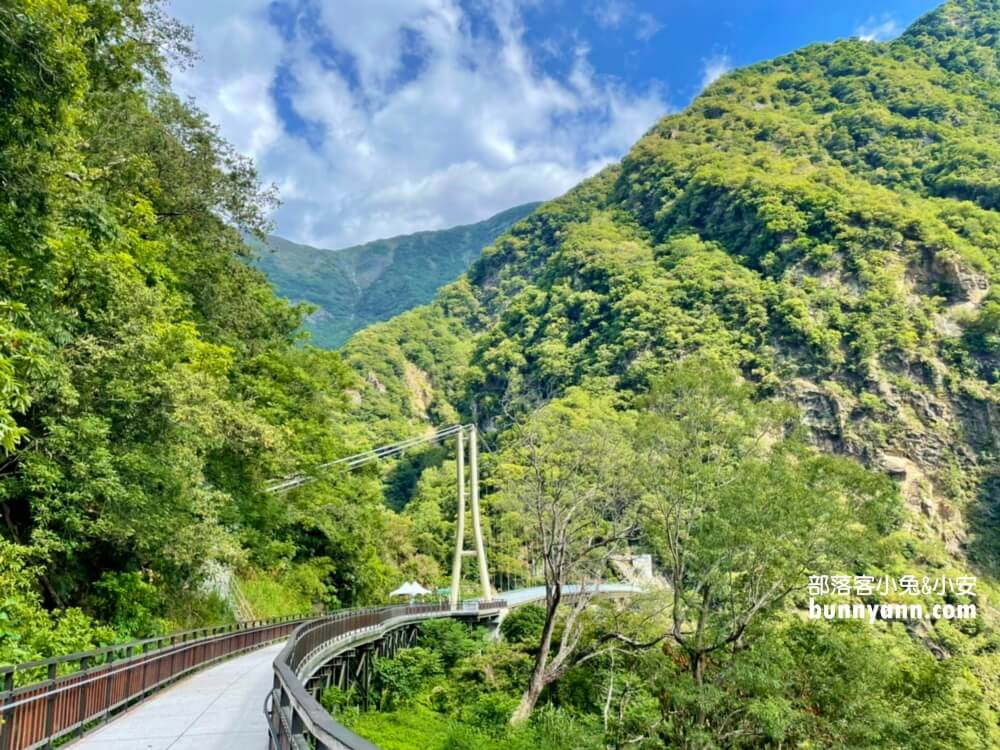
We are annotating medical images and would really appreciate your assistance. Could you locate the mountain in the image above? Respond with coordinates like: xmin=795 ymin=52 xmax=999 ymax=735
xmin=251 ymin=203 xmax=539 ymax=348
xmin=340 ymin=0 xmax=1000 ymax=733
xmin=349 ymin=0 xmax=1000 ymax=556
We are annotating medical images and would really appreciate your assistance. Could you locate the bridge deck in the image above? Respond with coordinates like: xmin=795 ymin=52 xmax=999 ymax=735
xmin=502 ymin=583 xmax=641 ymax=606
xmin=68 ymin=642 xmax=281 ymax=750
xmin=62 ymin=585 xmax=642 ymax=749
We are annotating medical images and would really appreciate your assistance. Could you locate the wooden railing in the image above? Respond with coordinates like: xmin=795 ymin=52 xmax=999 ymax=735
xmin=0 ymin=615 xmax=308 ymax=750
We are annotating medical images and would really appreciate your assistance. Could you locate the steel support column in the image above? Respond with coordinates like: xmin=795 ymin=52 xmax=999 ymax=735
xmin=449 ymin=427 xmax=467 ymax=610
xmin=469 ymin=425 xmax=491 ymax=601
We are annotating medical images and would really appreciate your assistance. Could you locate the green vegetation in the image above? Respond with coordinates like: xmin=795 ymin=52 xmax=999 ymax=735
xmin=0 ymin=0 xmax=431 ymax=656
xmin=3 ymin=0 xmax=1000 ymax=747
xmin=329 ymin=0 xmax=1000 ymax=744
xmin=332 ymin=617 xmax=607 ymax=750
xmin=320 ymin=357 xmax=992 ymax=748
xmin=251 ymin=203 xmax=538 ymax=348
xmin=0 ymin=539 xmax=113 ymax=667
xmin=341 ymin=590 xmax=995 ymax=749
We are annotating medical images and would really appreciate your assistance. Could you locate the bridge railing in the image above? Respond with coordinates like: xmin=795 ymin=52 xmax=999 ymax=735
xmin=0 ymin=614 xmax=308 ymax=750
xmin=268 ymin=600 xmax=506 ymax=750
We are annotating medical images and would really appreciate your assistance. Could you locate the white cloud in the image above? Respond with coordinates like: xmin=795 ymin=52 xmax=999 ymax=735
xmin=855 ymin=14 xmax=901 ymax=42
xmin=591 ymin=0 xmax=630 ymax=29
xmin=700 ymin=53 xmax=732 ymax=90
xmin=167 ymin=0 xmax=669 ymax=248
xmin=169 ymin=2 xmax=283 ymax=162
xmin=589 ymin=1 xmax=662 ymax=41
xmin=636 ymin=13 xmax=663 ymax=41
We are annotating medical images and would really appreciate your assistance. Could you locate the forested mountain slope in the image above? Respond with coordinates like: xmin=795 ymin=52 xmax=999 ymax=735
xmin=252 ymin=204 xmax=538 ymax=348
xmin=338 ymin=0 xmax=1000 ymax=733
xmin=349 ymin=0 xmax=1000 ymax=565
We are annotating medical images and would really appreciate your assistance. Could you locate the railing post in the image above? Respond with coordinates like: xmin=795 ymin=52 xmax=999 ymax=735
xmin=0 ymin=668 xmax=14 ymax=750
xmin=103 ymin=650 xmax=115 ymax=721
xmin=123 ymin=645 xmax=134 ymax=703
xmin=141 ymin=642 xmax=150 ymax=697
xmin=43 ymin=662 xmax=57 ymax=749
xmin=169 ymin=635 xmax=177 ymax=680
xmin=76 ymin=655 xmax=91 ymax=736
xmin=290 ymin=698 xmax=305 ymax=744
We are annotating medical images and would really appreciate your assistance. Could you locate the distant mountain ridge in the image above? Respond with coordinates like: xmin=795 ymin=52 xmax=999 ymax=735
xmin=252 ymin=203 xmax=539 ymax=347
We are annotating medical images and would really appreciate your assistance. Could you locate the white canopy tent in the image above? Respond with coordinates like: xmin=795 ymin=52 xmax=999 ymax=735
xmin=388 ymin=581 xmax=431 ymax=597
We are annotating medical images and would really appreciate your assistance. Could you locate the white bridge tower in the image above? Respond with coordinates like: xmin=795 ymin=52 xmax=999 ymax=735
xmin=450 ymin=424 xmax=492 ymax=608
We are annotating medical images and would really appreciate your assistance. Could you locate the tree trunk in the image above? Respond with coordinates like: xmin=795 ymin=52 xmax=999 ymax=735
xmin=602 ymin=652 xmax=615 ymax=731
xmin=691 ymin=651 xmax=704 ymax=686
xmin=511 ymin=670 xmax=546 ymax=724
xmin=511 ymin=591 xmax=560 ymax=724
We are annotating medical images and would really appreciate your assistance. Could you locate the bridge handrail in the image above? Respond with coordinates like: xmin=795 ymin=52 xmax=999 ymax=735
xmin=0 ymin=613 xmax=310 ymax=750
xmin=1 ymin=613 xmax=309 ymax=682
xmin=268 ymin=600 xmax=506 ymax=750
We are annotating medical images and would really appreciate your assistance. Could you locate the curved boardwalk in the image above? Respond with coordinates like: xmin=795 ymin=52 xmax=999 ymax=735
xmin=62 ymin=585 xmax=641 ymax=749
xmin=68 ymin=642 xmax=281 ymax=750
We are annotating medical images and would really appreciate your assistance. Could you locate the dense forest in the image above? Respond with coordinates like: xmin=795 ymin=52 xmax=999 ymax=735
xmin=0 ymin=0 xmax=412 ymax=655
xmin=253 ymin=203 xmax=538 ymax=348
xmin=1 ymin=1 xmax=999 ymax=749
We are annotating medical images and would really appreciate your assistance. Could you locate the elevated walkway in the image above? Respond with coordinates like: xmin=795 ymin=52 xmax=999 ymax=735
xmin=2 ymin=421 xmax=650 ymax=750
xmin=0 ymin=617 xmax=302 ymax=750
xmin=267 ymin=585 xmax=643 ymax=749
xmin=501 ymin=583 xmax=641 ymax=606
xmin=69 ymin=643 xmax=281 ymax=750
xmin=0 ymin=585 xmax=643 ymax=750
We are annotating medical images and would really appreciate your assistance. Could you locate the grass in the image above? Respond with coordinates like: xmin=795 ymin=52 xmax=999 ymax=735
xmin=236 ymin=570 xmax=315 ymax=618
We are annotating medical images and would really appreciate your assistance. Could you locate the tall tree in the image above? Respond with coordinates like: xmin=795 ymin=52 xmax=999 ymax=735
xmin=0 ymin=1 xmax=378 ymax=635
xmin=635 ymin=356 xmax=898 ymax=687
xmin=495 ymin=388 xmax=639 ymax=724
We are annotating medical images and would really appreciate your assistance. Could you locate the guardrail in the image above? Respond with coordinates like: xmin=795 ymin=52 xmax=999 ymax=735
xmin=267 ymin=600 xmax=507 ymax=750
xmin=0 ymin=614 xmax=309 ymax=750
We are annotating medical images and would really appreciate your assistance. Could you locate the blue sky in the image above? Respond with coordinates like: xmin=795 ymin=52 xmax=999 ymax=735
xmin=167 ymin=0 xmax=940 ymax=248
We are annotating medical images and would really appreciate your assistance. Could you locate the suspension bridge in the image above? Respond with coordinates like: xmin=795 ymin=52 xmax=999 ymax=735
xmin=0 ymin=425 xmax=643 ymax=750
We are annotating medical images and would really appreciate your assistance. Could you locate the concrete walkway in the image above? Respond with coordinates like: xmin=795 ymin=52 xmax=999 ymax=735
xmin=62 ymin=586 xmax=642 ymax=749
xmin=501 ymin=583 xmax=643 ymax=606
xmin=69 ymin=642 xmax=282 ymax=750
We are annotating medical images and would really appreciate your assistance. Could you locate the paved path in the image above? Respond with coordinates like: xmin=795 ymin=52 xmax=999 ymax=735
xmin=69 ymin=642 xmax=282 ymax=750
xmin=62 ymin=586 xmax=641 ymax=749
xmin=501 ymin=583 xmax=643 ymax=606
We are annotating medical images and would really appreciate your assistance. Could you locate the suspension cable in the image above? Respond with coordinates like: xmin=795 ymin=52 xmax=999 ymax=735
xmin=265 ymin=424 xmax=472 ymax=493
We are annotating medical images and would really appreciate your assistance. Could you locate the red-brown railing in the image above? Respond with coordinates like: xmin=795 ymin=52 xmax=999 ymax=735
xmin=0 ymin=615 xmax=309 ymax=750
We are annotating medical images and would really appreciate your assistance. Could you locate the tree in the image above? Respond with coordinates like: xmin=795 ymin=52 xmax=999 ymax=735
xmin=373 ymin=647 xmax=444 ymax=711
xmin=494 ymin=387 xmax=640 ymax=724
xmin=635 ymin=356 xmax=897 ymax=687
xmin=0 ymin=0 xmax=372 ymax=631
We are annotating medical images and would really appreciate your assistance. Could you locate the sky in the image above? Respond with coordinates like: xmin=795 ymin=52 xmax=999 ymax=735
xmin=166 ymin=0 xmax=940 ymax=249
